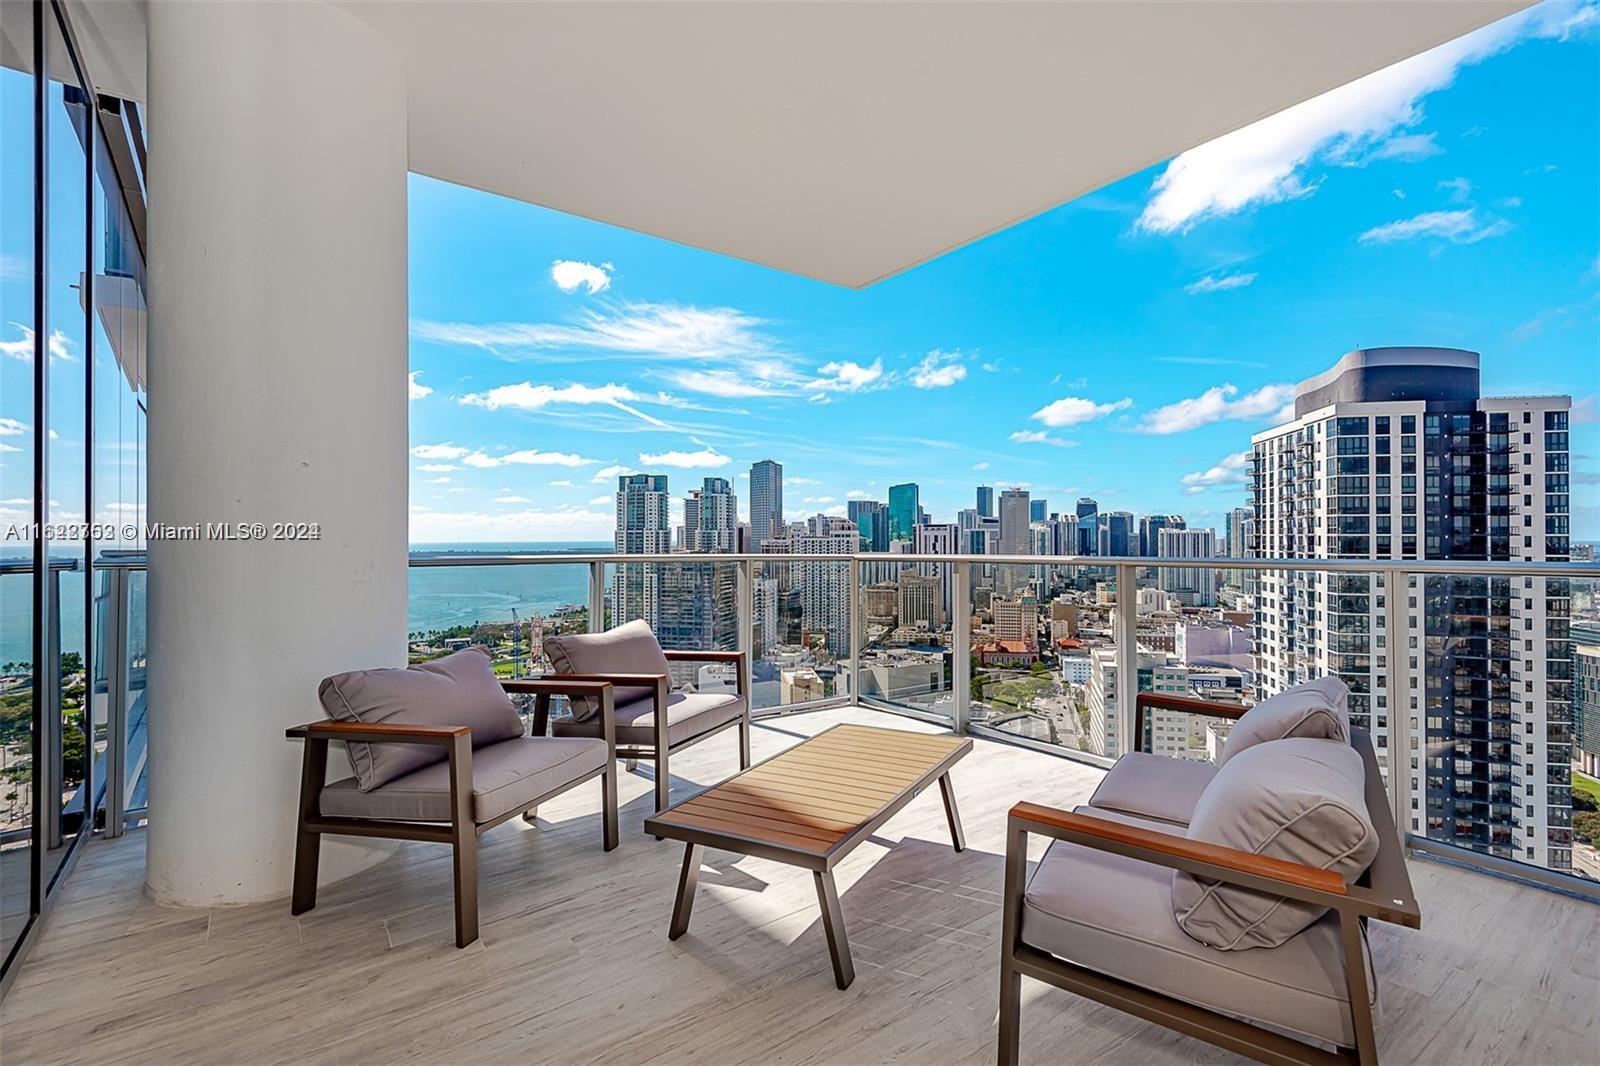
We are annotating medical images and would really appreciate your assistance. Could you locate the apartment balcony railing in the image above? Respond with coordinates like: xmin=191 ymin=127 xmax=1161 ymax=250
xmin=13 ymin=548 xmax=1598 ymax=900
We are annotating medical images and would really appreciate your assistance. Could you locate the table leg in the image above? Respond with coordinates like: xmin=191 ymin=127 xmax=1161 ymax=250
xmin=939 ymin=772 xmax=966 ymax=852
xmin=668 ymin=843 xmax=702 ymax=940
xmin=813 ymin=869 xmax=855 ymax=989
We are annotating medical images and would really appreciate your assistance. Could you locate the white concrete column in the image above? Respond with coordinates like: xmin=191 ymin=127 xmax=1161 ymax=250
xmin=144 ymin=1 xmax=409 ymax=905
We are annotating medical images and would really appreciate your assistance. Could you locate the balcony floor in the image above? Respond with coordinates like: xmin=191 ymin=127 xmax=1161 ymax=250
xmin=3 ymin=705 xmax=1596 ymax=1064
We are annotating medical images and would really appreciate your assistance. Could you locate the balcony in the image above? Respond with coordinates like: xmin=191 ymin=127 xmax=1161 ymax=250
xmin=4 ymin=701 xmax=1599 ymax=1064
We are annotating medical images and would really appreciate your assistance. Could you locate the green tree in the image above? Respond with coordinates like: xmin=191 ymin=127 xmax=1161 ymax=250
xmin=1573 ymin=811 xmax=1600 ymax=844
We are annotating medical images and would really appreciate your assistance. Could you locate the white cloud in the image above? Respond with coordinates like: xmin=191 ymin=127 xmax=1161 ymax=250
xmin=1009 ymin=430 xmax=1079 ymax=448
xmin=408 ymin=371 xmax=432 ymax=401
xmin=638 ymin=448 xmax=731 ymax=469
xmin=494 ymin=495 xmax=532 ymax=503
xmin=1030 ymin=396 xmax=1132 ymax=428
xmin=1438 ymin=176 xmax=1473 ymax=202
xmin=972 ymin=461 xmax=990 ymax=471
xmin=803 ymin=496 xmax=837 ymax=505
xmin=426 ymin=476 xmax=452 ymax=484
xmin=0 ymin=417 xmax=25 ymax=436
xmin=462 ymin=449 xmax=601 ymax=469
xmin=1392 ymin=188 xmax=1407 ymax=199
xmin=665 ymin=369 xmax=780 ymax=398
xmin=549 ymin=479 xmax=575 ymax=488
xmin=812 ymin=358 xmax=884 ymax=393
xmin=1184 ymin=272 xmax=1257 ymax=296
xmin=821 ymin=505 xmax=847 ymax=518
xmin=1135 ymin=5 xmax=1592 ymax=234
xmin=909 ymin=350 xmax=967 ymax=389
xmin=1358 ymin=208 xmax=1511 ymax=245
xmin=410 ymin=502 xmax=613 ymax=543
xmin=787 ymin=476 xmax=822 ymax=485
xmin=413 ymin=302 xmax=774 ymax=366
xmin=550 ymin=260 xmax=613 ymax=295
xmin=1180 ymin=451 xmax=1254 ymax=494
xmin=410 ymin=442 xmax=472 ymax=461
xmin=1572 ymin=396 xmax=1597 ymax=424
xmin=458 ymin=380 xmax=674 ymax=429
xmin=1139 ymin=383 xmax=1296 ymax=434
xmin=1368 ymin=132 xmax=1442 ymax=162
xmin=845 ymin=489 xmax=871 ymax=499
xmin=1 ymin=323 xmax=72 ymax=363
xmin=0 ymin=442 xmax=21 ymax=453
xmin=415 ymin=463 xmax=456 ymax=473
xmin=592 ymin=464 xmax=636 ymax=483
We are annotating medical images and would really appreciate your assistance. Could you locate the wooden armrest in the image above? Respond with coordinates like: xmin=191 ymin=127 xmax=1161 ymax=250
xmin=1133 ymin=693 xmax=1249 ymax=754
xmin=543 ymin=672 xmax=669 ymax=686
xmin=661 ymin=649 xmax=746 ymax=663
xmin=1136 ymin=692 xmax=1249 ymax=721
xmin=500 ymin=678 xmax=614 ymax=697
xmin=1008 ymin=801 xmax=1347 ymax=898
xmin=285 ymin=721 xmax=469 ymax=745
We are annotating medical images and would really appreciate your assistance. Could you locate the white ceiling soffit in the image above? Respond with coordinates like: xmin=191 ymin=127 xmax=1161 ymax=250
xmin=340 ymin=1 xmax=1531 ymax=289
xmin=55 ymin=2 xmax=1536 ymax=290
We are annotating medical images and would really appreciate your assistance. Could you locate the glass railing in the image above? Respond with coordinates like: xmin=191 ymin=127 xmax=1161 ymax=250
xmin=70 ymin=547 xmax=1600 ymax=898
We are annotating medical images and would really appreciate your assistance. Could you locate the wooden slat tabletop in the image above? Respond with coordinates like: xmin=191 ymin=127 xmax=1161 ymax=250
xmin=648 ymin=724 xmax=969 ymax=857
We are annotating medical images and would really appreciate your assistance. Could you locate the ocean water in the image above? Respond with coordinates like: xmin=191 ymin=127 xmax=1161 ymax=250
xmin=0 ymin=542 xmax=610 ymax=666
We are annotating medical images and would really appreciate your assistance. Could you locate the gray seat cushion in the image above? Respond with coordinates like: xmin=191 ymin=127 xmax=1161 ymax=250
xmin=318 ymin=647 xmax=525 ymax=791
xmin=1088 ymin=751 xmax=1216 ymax=826
xmin=1174 ymin=737 xmax=1377 ymax=951
xmin=1021 ymin=805 xmax=1375 ymax=1048
xmin=544 ymin=620 xmax=672 ymax=720
xmin=1219 ymin=676 xmax=1350 ymax=768
xmin=320 ymin=736 xmax=608 ymax=824
xmin=552 ymin=691 xmax=745 ymax=748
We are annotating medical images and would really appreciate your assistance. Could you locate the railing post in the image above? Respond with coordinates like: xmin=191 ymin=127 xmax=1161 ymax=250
xmin=952 ymin=560 xmax=971 ymax=735
xmin=43 ymin=565 xmax=63 ymax=849
xmin=736 ymin=558 xmax=753 ymax=700
xmin=587 ymin=560 xmax=607 ymax=634
xmin=1114 ymin=562 xmax=1138 ymax=759
xmin=103 ymin=564 xmax=130 ymax=838
xmin=1383 ymin=566 xmax=1411 ymax=843
xmin=847 ymin=557 xmax=862 ymax=705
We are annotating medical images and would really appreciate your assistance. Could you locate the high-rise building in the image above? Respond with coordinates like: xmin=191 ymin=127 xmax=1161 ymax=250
xmin=612 ymin=474 xmax=671 ymax=630
xmin=660 ymin=477 xmax=740 ymax=658
xmin=998 ymin=488 xmax=1031 ymax=554
xmin=1252 ymin=347 xmax=1573 ymax=871
xmin=1225 ymin=507 xmax=1253 ymax=558
xmin=888 ymin=482 xmax=920 ymax=542
xmin=793 ymin=524 xmax=858 ymax=656
xmin=1076 ymin=497 xmax=1098 ymax=556
xmin=897 ymin=570 xmax=945 ymax=631
xmin=976 ymin=485 xmax=995 ymax=518
xmin=1574 ymin=628 xmax=1600 ymax=778
xmin=992 ymin=594 xmax=1037 ymax=646
xmin=748 ymin=459 xmax=784 ymax=543
xmin=1139 ymin=513 xmax=1185 ymax=557
xmin=1029 ymin=499 xmax=1048 ymax=523
xmin=913 ymin=521 xmax=958 ymax=619
xmin=1157 ymin=527 xmax=1218 ymax=606
xmin=683 ymin=477 xmax=737 ymax=552
xmin=1095 ymin=510 xmax=1134 ymax=557
xmin=848 ymin=498 xmax=889 ymax=552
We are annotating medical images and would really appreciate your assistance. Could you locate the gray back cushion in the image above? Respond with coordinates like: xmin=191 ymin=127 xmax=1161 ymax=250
xmin=318 ymin=646 xmax=524 ymax=791
xmin=1218 ymin=675 xmax=1349 ymax=768
xmin=544 ymin=619 xmax=671 ymax=721
xmin=1173 ymin=737 xmax=1377 ymax=951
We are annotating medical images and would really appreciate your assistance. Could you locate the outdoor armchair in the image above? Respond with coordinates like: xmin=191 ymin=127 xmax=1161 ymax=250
xmin=542 ymin=620 xmax=751 ymax=815
xmin=286 ymin=650 xmax=620 ymax=948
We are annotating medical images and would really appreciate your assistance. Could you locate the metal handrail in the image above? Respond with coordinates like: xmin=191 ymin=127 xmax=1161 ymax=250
xmin=86 ymin=550 xmax=1600 ymax=578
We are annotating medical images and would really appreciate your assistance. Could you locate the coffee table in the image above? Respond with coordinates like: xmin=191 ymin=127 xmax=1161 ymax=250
xmin=642 ymin=722 xmax=972 ymax=988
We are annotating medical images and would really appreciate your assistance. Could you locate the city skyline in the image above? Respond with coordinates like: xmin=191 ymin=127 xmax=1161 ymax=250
xmin=402 ymin=5 xmax=1597 ymax=544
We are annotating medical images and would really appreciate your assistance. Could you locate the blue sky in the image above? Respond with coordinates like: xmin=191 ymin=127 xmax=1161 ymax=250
xmin=2 ymin=5 xmax=1595 ymax=549
xmin=407 ymin=4 xmax=1600 ymax=544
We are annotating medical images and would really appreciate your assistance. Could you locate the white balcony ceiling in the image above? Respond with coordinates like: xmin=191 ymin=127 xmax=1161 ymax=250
xmin=59 ymin=1 xmax=1532 ymax=289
